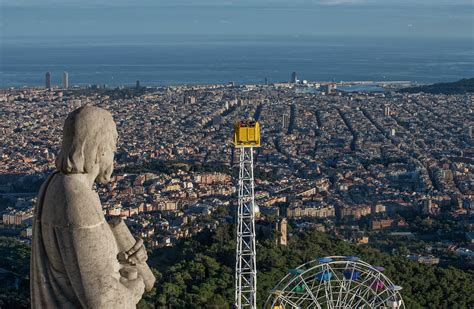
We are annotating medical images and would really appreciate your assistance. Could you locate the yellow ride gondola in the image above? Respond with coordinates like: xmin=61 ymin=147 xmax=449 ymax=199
xmin=233 ymin=120 xmax=261 ymax=148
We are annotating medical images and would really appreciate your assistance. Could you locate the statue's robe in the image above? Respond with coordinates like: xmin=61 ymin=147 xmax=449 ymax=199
xmin=31 ymin=173 xmax=143 ymax=309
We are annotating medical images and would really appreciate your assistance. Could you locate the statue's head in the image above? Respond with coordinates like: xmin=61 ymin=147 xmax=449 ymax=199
xmin=56 ymin=106 xmax=118 ymax=184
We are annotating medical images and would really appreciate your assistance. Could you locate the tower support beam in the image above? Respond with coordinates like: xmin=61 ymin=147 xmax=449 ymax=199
xmin=235 ymin=147 xmax=257 ymax=309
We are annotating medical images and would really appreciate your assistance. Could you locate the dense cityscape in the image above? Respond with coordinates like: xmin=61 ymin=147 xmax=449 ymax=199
xmin=0 ymin=74 xmax=473 ymax=307
xmin=2 ymin=74 xmax=473 ymax=251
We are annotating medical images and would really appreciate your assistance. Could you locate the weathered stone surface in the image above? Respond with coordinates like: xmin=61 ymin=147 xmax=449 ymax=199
xmin=31 ymin=106 xmax=152 ymax=309
xmin=109 ymin=217 xmax=156 ymax=291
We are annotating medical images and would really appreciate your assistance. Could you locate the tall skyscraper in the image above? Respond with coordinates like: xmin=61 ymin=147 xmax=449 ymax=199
xmin=384 ymin=105 xmax=391 ymax=117
xmin=45 ymin=72 xmax=51 ymax=89
xmin=291 ymin=72 xmax=297 ymax=84
xmin=282 ymin=114 xmax=289 ymax=130
xmin=62 ymin=71 xmax=69 ymax=89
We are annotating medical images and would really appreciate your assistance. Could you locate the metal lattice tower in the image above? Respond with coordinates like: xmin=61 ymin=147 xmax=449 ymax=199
xmin=233 ymin=119 xmax=260 ymax=308
xmin=235 ymin=146 xmax=257 ymax=308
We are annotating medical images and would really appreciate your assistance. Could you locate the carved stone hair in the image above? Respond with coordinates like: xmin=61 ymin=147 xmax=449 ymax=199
xmin=56 ymin=106 xmax=117 ymax=174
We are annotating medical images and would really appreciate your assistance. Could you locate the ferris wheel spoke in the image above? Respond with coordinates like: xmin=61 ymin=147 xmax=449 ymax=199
xmin=323 ymin=281 xmax=333 ymax=309
xmin=335 ymin=262 xmax=350 ymax=308
xmin=370 ymin=291 xmax=384 ymax=307
xmin=312 ymin=274 xmax=325 ymax=306
xmin=371 ymin=286 xmax=394 ymax=308
xmin=353 ymin=272 xmax=382 ymax=308
xmin=372 ymin=293 xmax=391 ymax=308
xmin=355 ymin=284 xmax=374 ymax=306
xmin=326 ymin=264 xmax=338 ymax=308
xmin=344 ymin=274 xmax=374 ymax=306
xmin=327 ymin=263 xmax=346 ymax=308
xmin=309 ymin=275 xmax=318 ymax=291
xmin=340 ymin=262 xmax=359 ymax=308
xmin=300 ymin=276 xmax=321 ymax=307
xmin=277 ymin=293 xmax=302 ymax=308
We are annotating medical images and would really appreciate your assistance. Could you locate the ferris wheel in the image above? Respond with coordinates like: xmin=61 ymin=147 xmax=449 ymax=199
xmin=265 ymin=256 xmax=404 ymax=309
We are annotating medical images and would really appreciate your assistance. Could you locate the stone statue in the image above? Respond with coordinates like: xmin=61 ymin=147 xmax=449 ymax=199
xmin=31 ymin=106 xmax=155 ymax=309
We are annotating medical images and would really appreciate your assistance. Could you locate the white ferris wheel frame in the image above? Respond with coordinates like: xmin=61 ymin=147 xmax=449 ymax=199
xmin=265 ymin=256 xmax=405 ymax=309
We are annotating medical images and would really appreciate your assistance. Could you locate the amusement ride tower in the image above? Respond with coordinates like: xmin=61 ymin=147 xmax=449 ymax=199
xmin=233 ymin=120 xmax=261 ymax=309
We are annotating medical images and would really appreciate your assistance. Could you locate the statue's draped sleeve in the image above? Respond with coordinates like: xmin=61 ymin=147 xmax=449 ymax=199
xmin=31 ymin=173 xmax=144 ymax=309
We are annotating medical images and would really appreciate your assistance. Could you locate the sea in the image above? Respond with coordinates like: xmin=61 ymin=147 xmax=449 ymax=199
xmin=1 ymin=35 xmax=473 ymax=88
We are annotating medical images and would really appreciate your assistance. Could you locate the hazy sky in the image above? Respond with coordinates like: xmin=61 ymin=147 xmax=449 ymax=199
xmin=1 ymin=0 xmax=473 ymax=39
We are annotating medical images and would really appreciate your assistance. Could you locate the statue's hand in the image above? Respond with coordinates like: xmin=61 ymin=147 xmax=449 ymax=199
xmin=119 ymin=265 xmax=138 ymax=280
xmin=117 ymin=238 xmax=148 ymax=265
xmin=120 ymin=273 xmax=145 ymax=298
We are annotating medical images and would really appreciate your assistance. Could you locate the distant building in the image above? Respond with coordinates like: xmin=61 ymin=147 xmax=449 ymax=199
xmin=45 ymin=72 xmax=51 ymax=89
xmin=287 ymin=204 xmax=335 ymax=219
xmin=62 ymin=71 xmax=69 ymax=89
xmin=184 ymin=96 xmax=196 ymax=104
xmin=275 ymin=218 xmax=287 ymax=246
xmin=421 ymin=198 xmax=440 ymax=215
xmin=371 ymin=217 xmax=407 ymax=230
xmin=324 ymin=83 xmax=337 ymax=94
xmin=408 ymin=255 xmax=439 ymax=265
xmin=371 ymin=219 xmax=394 ymax=230
xmin=282 ymin=114 xmax=289 ymax=130
xmin=136 ymin=80 xmax=140 ymax=89
xmin=3 ymin=211 xmax=33 ymax=226
xmin=21 ymin=227 xmax=33 ymax=238
xmin=194 ymin=172 xmax=231 ymax=185
xmin=338 ymin=205 xmax=371 ymax=220
xmin=384 ymin=105 xmax=391 ymax=116
xmin=291 ymin=72 xmax=298 ymax=84
xmin=356 ymin=236 xmax=369 ymax=244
